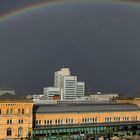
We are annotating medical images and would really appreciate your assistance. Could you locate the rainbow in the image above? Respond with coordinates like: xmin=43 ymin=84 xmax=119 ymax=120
xmin=0 ymin=0 xmax=139 ymax=23
xmin=0 ymin=0 xmax=64 ymax=22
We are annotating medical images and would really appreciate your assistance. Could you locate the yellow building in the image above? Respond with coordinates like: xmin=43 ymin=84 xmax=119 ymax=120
xmin=0 ymin=100 xmax=34 ymax=139
xmin=0 ymin=99 xmax=140 ymax=139
xmin=33 ymin=104 xmax=140 ymax=139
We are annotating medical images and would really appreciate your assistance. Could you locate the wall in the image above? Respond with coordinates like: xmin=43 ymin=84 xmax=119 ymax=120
xmin=0 ymin=100 xmax=34 ymax=139
xmin=34 ymin=111 xmax=140 ymax=126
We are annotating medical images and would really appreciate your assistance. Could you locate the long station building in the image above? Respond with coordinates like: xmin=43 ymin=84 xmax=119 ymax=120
xmin=0 ymin=100 xmax=140 ymax=139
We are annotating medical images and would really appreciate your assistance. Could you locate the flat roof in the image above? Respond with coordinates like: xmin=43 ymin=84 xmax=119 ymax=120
xmin=33 ymin=103 xmax=140 ymax=114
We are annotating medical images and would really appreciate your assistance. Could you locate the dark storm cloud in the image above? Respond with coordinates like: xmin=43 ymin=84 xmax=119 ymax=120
xmin=0 ymin=1 xmax=140 ymax=96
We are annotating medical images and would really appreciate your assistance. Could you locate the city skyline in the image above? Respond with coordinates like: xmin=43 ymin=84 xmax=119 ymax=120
xmin=1 ymin=0 xmax=140 ymax=96
xmin=1 ymin=1 xmax=140 ymax=139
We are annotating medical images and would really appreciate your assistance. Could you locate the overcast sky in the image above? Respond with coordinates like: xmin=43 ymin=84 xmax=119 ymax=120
xmin=0 ymin=0 xmax=140 ymax=96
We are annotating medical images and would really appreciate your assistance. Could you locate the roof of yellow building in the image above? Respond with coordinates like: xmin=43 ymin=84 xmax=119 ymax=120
xmin=34 ymin=103 xmax=140 ymax=114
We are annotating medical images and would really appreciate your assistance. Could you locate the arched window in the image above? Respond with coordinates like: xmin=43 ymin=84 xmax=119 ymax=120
xmin=7 ymin=128 xmax=12 ymax=136
xmin=18 ymin=127 xmax=23 ymax=137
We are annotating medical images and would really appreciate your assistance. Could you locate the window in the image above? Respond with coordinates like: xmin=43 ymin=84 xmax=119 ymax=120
xmin=71 ymin=119 xmax=73 ymax=123
xmin=18 ymin=109 xmax=21 ymax=114
xmin=55 ymin=119 xmax=57 ymax=124
xmin=66 ymin=118 xmax=73 ymax=124
xmin=10 ymin=109 xmax=13 ymax=115
xmin=44 ymin=120 xmax=52 ymax=125
xmin=7 ymin=120 xmax=12 ymax=124
xmin=105 ymin=117 xmax=111 ymax=122
xmin=94 ymin=117 xmax=98 ymax=122
xmin=6 ymin=109 xmax=13 ymax=115
xmin=114 ymin=117 xmax=120 ymax=122
xmin=58 ymin=119 xmax=60 ymax=124
xmin=6 ymin=109 xmax=9 ymax=115
xmin=36 ymin=120 xmax=41 ymax=125
xmin=22 ymin=109 xmax=24 ymax=114
xmin=131 ymin=116 xmax=138 ymax=121
xmin=18 ymin=119 xmax=23 ymax=124
xmin=60 ymin=119 xmax=63 ymax=124
xmin=18 ymin=127 xmax=23 ymax=137
xmin=7 ymin=128 xmax=12 ymax=136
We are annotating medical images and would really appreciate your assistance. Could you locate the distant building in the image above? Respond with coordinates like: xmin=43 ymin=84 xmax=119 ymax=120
xmin=54 ymin=68 xmax=70 ymax=88
xmin=53 ymin=68 xmax=85 ymax=100
xmin=90 ymin=92 xmax=119 ymax=102
xmin=26 ymin=94 xmax=45 ymax=101
xmin=76 ymin=82 xmax=85 ymax=98
xmin=0 ymin=90 xmax=15 ymax=99
xmin=61 ymin=76 xmax=77 ymax=100
xmin=52 ymin=95 xmax=61 ymax=100
xmin=44 ymin=87 xmax=60 ymax=100
xmin=0 ymin=90 xmax=15 ymax=96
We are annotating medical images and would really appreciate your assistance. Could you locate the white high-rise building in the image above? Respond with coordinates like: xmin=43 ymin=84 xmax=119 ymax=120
xmin=44 ymin=87 xmax=60 ymax=100
xmin=76 ymin=82 xmax=85 ymax=98
xmin=54 ymin=68 xmax=70 ymax=88
xmin=61 ymin=76 xmax=77 ymax=100
xmin=51 ymin=67 xmax=85 ymax=100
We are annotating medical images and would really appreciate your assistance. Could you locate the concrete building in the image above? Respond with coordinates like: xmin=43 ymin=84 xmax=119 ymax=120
xmin=61 ymin=76 xmax=77 ymax=100
xmin=76 ymin=82 xmax=85 ymax=98
xmin=26 ymin=94 xmax=45 ymax=101
xmin=43 ymin=87 xmax=60 ymax=100
xmin=90 ymin=92 xmax=119 ymax=102
xmin=53 ymin=68 xmax=85 ymax=100
xmin=0 ymin=90 xmax=15 ymax=96
xmin=54 ymin=68 xmax=70 ymax=88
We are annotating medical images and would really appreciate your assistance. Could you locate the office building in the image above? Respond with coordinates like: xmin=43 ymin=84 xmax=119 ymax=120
xmin=53 ymin=68 xmax=85 ymax=100
xmin=61 ymin=76 xmax=77 ymax=100
xmin=76 ymin=82 xmax=85 ymax=97
xmin=43 ymin=87 xmax=60 ymax=100
xmin=54 ymin=68 xmax=70 ymax=88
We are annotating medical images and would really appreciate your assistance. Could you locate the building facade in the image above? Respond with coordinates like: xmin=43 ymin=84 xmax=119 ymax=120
xmin=0 ymin=90 xmax=15 ymax=96
xmin=90 ymin=93 xmax=119 ymax=102
xmin=0 ymin=100 xmax=34 ymax=139
xmin=43 ymin=87 xmax=60 ymax=100
xmin=54 ymin=68 xmax=70 ymax=88
xmin=76 ymin=82 xmax=85 ymax=98
xmin=33 ymin=103 xmax=140 ymax=139
xmin=53 ymin=68 xmax=85 ymax=100
xmin=61 ymin=76 xmax=77 ymax=100
xmin=0 ymin=100 xmax=140 ymax=139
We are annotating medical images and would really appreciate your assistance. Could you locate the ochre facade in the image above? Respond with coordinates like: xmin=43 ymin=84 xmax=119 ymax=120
xmin=0 ymin=100 xmax=34 ymax=139
xmin=34 ymin=111 xmax=140 ymax=126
